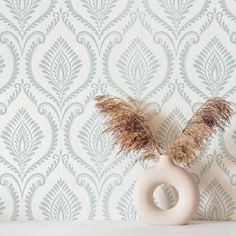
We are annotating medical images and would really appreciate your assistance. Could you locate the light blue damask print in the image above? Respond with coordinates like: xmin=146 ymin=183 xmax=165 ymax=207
xmin=66 ymin=0 xmax=134 ymax=53
xmin=1 ymin=108 xmax=43 ymax=180
xmin=0 ymin=35 xmax=20 ymax=104
xmin=40 ymin=179 xmax=82 ymax=220
xmin=117 ymin=37 xmax=159 ymax=97
xmin=117 ymin=183 xmax=137 ymax=221
xmin=77 ymin=111 xmax=123 ymax=196
xmin=81 ymin=0 xmax=119 ymax=35
xmin=0 ymin=55 xmax=5 ymax=74
xmin=159 ymin=0 xmax=195 ymax=36
xmin=143 ymin=0 xmax=212 ymax=53
xmin=103 ymin=34 xmax=174 ymax=101
xmin=0 ymin=197 xmax=5 ymax=216
xmin=0 ymin=0 xmax=56 ymax=52
xmin=0 ymin=105 xmax=58 ymax=220
xmin=78 ymin=112 xmax=113 ymax=180
xmin=217 ymin=126 xmax=236 ymax=183
xmin=194 ymin=37 xmax=236 ymax=96
xmin=63 ymin=111 xmax=125 ymax=219
xmin=158 ymin=108 xmax=187 ymax=149
xmin=5 ymin=0 xmax=41 ymax=37
xmin=40 ymin=37 xmax=82 ymax=110
xmin=197 ymin=179 xmax=236 ymax=220
xmin=0 ymin=0 xmax=235 ymax=221
xmin=0 ymin=55 xmax=7 ymax=114
xmin=220 ymin=0 xmax=236 ymax=24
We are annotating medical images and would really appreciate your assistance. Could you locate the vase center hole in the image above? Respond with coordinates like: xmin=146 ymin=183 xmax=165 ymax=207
xmin=152 ymin=184 xmax=179 ymax=210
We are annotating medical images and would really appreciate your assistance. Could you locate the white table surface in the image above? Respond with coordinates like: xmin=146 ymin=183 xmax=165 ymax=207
xmin=0 ymin=221 xmax=235 ymax=236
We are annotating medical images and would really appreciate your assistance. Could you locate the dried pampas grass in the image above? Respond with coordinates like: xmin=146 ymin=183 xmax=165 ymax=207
xmin=167 ymin=97 xmax=232 ymax=166
xmin=95 ymin=95 xmax=232 ymax=166
xmin=95 ymin=95 xmax=164 ymax=159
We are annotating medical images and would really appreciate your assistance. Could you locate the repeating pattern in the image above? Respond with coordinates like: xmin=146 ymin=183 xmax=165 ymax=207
xmin=0 ymin=0 xmax=235 ymax=221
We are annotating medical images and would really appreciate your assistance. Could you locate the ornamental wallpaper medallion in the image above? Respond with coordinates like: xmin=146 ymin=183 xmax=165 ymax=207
xmin=0 ymin=0 xmax=236 ymax=221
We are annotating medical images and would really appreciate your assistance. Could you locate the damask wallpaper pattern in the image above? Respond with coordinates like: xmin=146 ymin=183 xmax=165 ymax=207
xmin=0 ymin=0 xmax=236 ymax=221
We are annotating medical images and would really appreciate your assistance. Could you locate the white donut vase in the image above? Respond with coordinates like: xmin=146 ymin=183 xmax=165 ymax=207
xmin=134 ymin=155 xmax=199 ymax=225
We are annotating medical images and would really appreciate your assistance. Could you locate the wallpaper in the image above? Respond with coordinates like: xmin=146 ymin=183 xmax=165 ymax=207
xmin=0 ymin=0 xmax=236 ymax=221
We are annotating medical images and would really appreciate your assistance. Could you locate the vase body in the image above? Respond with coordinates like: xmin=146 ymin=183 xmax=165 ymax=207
xmin=134 ymin=155 xmax=199 ymax=225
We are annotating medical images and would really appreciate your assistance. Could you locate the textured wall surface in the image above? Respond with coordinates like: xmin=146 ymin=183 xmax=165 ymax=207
xmin=0 ymin=0 xmax=236 ymax=221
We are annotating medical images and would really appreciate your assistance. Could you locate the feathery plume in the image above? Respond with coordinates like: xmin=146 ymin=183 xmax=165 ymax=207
xmin=167 ymin=97 xmax=232 ymax=166
xmin=95 ymin=95 xmax=164 ymax=159
xmin=95 ymin=96 xmax=232 ymax=167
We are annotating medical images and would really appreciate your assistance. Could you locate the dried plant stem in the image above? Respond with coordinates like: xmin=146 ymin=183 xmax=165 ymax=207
xmin=166 ymin=97 xmax=232 ymax=166
xmin=95 ymin=95 xmax=164 ymax=160
xmin=95 ymin=95 xmax=232 ymax=167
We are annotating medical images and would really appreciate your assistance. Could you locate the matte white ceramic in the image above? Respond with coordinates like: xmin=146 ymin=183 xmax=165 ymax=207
xmin=134 ymin=155 xmax=199 ymax=225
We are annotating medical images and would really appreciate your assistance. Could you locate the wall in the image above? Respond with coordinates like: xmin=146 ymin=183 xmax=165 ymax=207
xmin=0 ymin=0 xmax=236 ymax=221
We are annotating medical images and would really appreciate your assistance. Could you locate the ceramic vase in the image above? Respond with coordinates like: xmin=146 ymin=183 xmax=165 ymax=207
xmin=134 ymin=155 xmax=199 ymax=225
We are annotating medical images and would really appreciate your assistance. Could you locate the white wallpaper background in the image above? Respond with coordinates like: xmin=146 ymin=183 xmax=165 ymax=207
xmin=0 ymin=0 xmax=236 ymax=221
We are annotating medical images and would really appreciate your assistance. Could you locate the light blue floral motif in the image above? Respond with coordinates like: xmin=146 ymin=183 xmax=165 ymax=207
xmin=219 ymin=0 xmax=236 ymax=24
xmin=5 ymin=0 xmax=40 ymax=31
xmin=0 ymin=55 xmax=5 ymax=74
xmin=158 ymin=108 xmax=187 ymax=149
xmin=3 ymin=0 xmax=41 ymax=37
xmin=197 ymin=179 xmax=236 ymax=220
xmin=152 ymin=184 xmax=178 ymax=210
xmin=117 ymin=37 xmax=159 ymax=97
xmin=40 ymin=179 xmax=82 ymax=221
xmin=0 ymin=0 xmax=235 ymax=221
xmin=40 ymin=37 xmax=82 ymax=110
xmin=194 ymin=37 xmax=236 ymax=96
xmin=78 ymin=112 xmax=113 ymax=180
xmin=1 ymin=108 xmax=44 ymax=178
xmin=157 ymin=184 xmax=177 ymax=209
xmin=218 ymin=129 xmax=236 ymax=172
xmin=64 ymin=111 xmax=123 ymax=219
xmin=67 ymin=0 xmax=133 ymax=43
xmin=159 ymin=0 xmax=195 ymax=35
xmin=144 ymin=0 xmax=211 ymax=41
xmin=232 ymin=130 xmax=236 ymax=146
xmin=0 ymin=197 xmax=5 ymax=216
xmin=0 ymin=0 xmax=56 ymax=40
xmin=117 ymin=183 xmax=137 ymax=220
xmin=81 ymin=0 xmax=119 ymax=35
